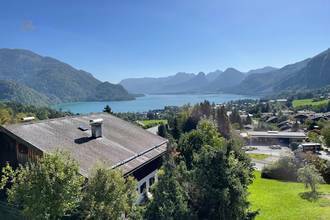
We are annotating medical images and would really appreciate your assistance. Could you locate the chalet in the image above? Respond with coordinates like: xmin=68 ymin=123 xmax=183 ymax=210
xmin=241 ymin=131 xmax=306 ymax=146
xmin=0 ymin=113 xmax=168 ymax=201
xmin=298 ymin=143 xmax=322 ymax=153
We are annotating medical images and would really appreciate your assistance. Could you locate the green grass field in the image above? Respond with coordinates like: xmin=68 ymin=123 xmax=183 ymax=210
xmin=249 ymin=172 xmax=330 ymax=220
xmin=137 ymin=119 xmax=167 ymax=129
xmin=248 ymin=154 xmax=270 ymax=160
xmin=292 ymin=99 xmax=329 ymax=108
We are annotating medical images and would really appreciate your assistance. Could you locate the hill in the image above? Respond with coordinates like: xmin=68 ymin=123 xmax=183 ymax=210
xmin=0 ymin=80 xmax=51 ymax=106
xmin=0 ymin=49 xmax=134 ymax=105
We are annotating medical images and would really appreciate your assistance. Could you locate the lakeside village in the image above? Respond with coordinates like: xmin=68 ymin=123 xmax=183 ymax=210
xmin=1 ymin=95 xmax=330 ymax=219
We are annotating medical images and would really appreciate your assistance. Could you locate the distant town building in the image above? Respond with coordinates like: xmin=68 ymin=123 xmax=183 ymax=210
xmin=241 ymin=131 xmax=306 ymax=146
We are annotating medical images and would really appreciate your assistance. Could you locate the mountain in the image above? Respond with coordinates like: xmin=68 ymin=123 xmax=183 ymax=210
xmin=0 ymin=49 xmax=134 ymax=105
xmin=0 ymin=80 xmax=51 ymax=106
xmin=207 ymin=68 xmax=245 ymax=92
xmin=274 ymin=49 xmax=330 ymax=91
xmin=164 ymin=72 xmax=209 ymax=93
xmin=229 ymin=48 xmax=330 ymax=95
xmin=232 ymin=59 xmax=310 ymax=95
xmin=120 ymin=72 xmax=196 ymax=94
xmin=206 ymin=70 xmax=223 ymax=82
xmin=121 ymin=48 xmax=330 ymax=96
xmin=246 ymin=66 xmax=278 ymax=75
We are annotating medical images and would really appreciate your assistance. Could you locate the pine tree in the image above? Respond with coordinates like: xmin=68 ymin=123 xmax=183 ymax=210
xmin=215 ymin=106 xmax=231 ymax=139
xmin=103 ymin=105 xmax=112 ymax=114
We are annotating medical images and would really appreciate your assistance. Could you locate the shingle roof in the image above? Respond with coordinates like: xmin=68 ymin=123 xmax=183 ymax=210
xmin=1 ymin=113 xmax=168 ymax=177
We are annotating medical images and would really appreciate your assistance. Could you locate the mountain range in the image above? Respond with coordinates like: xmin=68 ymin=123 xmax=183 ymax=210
xmin=120 ymin=48 xmax=330 ymax=96
xmin=0 ymin=49 xmax=134 ymax=106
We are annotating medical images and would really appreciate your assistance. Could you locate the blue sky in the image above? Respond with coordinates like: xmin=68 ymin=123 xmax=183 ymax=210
xmin=1 ymin=0 xmax=330 ymax=83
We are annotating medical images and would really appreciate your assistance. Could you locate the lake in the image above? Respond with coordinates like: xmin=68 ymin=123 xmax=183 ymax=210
xmin=54 ymin=94 xmax=255 ymax=114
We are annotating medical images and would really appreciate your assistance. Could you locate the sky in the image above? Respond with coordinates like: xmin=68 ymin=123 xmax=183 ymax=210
xmin=0 ymin=0 xmax=330 ymax=83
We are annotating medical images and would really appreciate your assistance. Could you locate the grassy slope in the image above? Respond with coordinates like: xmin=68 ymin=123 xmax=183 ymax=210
xmin=137 ymin=119 xmax=167 ymax=129
xmin=249 ymin=172 xmax=330 ymax=220
xmin=292 ymin=98 xmax=329 ymax=108
xmin=248 ymin=153 xmax=270 ymax=160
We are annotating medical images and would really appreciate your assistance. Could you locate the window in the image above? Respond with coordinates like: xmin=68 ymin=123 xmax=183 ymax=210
xmin=149 ymin=177 xmax=155 ymax=187
xmin=140 ymin=182 xmax=146 ymax=194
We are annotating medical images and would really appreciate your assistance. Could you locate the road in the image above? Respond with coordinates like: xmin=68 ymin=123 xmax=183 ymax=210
xmin=245 ymin=145 xmax=293 ymax=170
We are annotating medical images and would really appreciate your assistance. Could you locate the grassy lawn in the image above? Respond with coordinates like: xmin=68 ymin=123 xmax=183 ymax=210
xmin=137 ymin=119 xmax=167 ymax=129
xmin=248 ymin=153 xmax=270 ymax=160
xmin=292 ymin=98 xmax=329 ymax=108
xmin=249 ymin=172 xmax=330 ymax=220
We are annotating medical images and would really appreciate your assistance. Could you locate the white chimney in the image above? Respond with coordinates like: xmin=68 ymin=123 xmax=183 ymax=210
xmin=90 ymin=118 xmax=103 ymax=138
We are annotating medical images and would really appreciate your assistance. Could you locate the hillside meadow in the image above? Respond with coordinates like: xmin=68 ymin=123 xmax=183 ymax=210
xmin=249 ymin=172 xmax=330 ymax=220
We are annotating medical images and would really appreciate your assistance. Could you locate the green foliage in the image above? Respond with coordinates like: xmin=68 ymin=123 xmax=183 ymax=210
xmin=178 ymin=120 xmax=225 ymax=169
xmin=0 ymin=101 xmax=71 ymax=125
xmin=157 ymin=124 xmax=168 ymax=138
xmin=146 ymin=119 xmax=255 ymax=219
xmin=82 ymin=165 xmax=138 ymax=220
xmin=298 ymin=164 xmax=324 ymax=193
xmin=103 ymin=105 xmax=112 ymax=114
xmin=307 ymin=131 xmax=321 ymax=143
xmin=245 ymin=114 xmax=252 ymax=125
xmin=292 ymin=98 xmax=329 ymax=108
xmin=145 ymin=156 xmax=190 ymax=220
xmin=0 ymin=80 xmax=51 ymax=106
xmin=138 ymin=119 xmax=167 ymax=129
xmin=261 ymin=156 xmax=298 ymax=181
xmin=0 ymin=151 xmax=84 ymax=220
xmin=215 ymin=106 xmax=231 ymax=139
xmin=321 ymin=127 xmax=330 ymax=147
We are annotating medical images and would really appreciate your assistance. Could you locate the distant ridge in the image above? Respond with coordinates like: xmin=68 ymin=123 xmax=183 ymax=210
xmin=120 ymin=48 xmax=330 ymax=96
xmin=0 ymin=48 xmax=134 ymax=105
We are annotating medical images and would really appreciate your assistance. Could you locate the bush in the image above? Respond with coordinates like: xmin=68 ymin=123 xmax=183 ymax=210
xmin=261 ymin=156 xmax=298 ymax=181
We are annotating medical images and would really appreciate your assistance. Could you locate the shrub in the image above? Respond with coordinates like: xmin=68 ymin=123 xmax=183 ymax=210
xmin=261 ymin=156 xmax=298 ymax=181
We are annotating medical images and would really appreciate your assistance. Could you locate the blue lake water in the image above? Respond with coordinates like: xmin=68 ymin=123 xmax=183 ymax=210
xmin=54 ymin=94 xmax=255 ymax=114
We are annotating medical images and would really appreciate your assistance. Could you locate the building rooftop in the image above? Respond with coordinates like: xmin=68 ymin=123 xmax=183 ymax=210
xmin=1 ymin=113 xmax=168 ymax=177
xmin=243 ymin=131 xmax=306 ymax=139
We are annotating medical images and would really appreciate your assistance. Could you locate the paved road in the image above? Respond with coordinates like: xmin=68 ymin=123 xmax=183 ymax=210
xmin=245 ymin=145 xmax=293 ymax=170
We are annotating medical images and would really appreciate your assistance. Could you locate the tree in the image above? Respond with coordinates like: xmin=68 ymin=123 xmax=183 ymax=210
xmin=0 ymin=108 xmax=12 ymax=124
xmin=297 ymin=164 xmax=324 ymax=194
xmin=0 ymin=151 xmax=84 ymax=220
xmin=245 ymin=114 xmax=252 ymax=125
xmin=82 ymin=165 xmax=138 ymax=220
xmin=215 ymin=106 xmax=231 ymax=139
xmin=145 ymin=155 xmax=190 ymax=220
xmin=178 ymin=120 xmax=225 ymax=169
xmin=321 ymin=127 xmax=330 ymax=147
xmin=188 ymin=123 xmax=255 ymax=219
xmin=291 ymin=121 xmax=299 ymax=132
xmin=103 ymin=105 xmax=112 ymax=114
xmin=158 ymin=124 xmax=168 ymax=138
xmin=171 ymin=118 xmax=181 ymax=140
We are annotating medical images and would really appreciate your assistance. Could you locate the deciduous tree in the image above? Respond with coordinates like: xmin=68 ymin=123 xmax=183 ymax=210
xmin=0 ymin=151 xmax=84 ymax=220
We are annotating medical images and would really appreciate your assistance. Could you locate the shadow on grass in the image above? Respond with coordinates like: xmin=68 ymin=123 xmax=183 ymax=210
xmin=299 ymin=191 xmax=321 ymax=202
